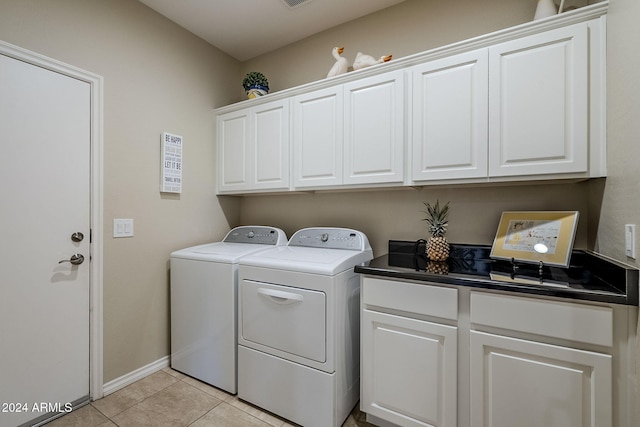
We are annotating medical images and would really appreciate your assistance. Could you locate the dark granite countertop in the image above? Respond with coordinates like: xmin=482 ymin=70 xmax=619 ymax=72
xmin=355 ymin=241 xmax=639 ymax=306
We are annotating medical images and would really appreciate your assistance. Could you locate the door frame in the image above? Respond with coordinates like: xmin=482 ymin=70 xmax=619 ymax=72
xmin=0 ymin=40 xmax=104 ymax=400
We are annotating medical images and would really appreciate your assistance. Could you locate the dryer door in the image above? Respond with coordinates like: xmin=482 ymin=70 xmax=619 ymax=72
xmin=240 ymin=280 xmax=326 ymax=363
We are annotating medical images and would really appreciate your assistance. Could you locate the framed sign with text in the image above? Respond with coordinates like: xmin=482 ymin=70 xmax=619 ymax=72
xmin=161 ymin=132 xmax=182 ymax=193
xmin=490 ymin=211 xmax=579 ymax=267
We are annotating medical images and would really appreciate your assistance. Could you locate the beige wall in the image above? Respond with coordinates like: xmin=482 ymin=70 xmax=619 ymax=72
xmin=239 ymin=184 xmax=591 ymax=258
xmin=0 ymin=0 xmax=241 ymax=382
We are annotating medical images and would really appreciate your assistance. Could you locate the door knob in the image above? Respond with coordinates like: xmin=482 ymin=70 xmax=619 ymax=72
xmin=58 ymin=254 xmax=85 ymax=265
xmin=71 ymin=232 xmax=84 ymax=242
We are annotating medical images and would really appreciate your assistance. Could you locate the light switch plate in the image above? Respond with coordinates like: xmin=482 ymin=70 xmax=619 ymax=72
xmin=114 ymin=219 xmax=134 ymax=238
xmin=625 ymin=224 xmax=635 ymax=259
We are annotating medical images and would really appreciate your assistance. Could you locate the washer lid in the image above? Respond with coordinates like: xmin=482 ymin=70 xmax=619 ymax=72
xmin=170 ymin=242 xmax=277 ymax=263
xmin=170 ymin=226 xmax=287 ymax=263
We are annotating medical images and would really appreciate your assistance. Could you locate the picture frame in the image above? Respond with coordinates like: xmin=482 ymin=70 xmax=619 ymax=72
xmin=490 ymin=211 xmax=579 ymax=268
xmin=160 ymin=132 xmax=183 ymax=194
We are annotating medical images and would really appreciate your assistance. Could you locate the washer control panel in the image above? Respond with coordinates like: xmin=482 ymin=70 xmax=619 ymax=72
xmin=289 ymin=227 xmax=370 ymax=251
xmin=223 ymin=226 xmax=287 ymax=245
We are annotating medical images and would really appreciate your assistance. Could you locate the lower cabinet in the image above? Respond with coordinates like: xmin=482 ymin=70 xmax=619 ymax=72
xmin=360 ymin=276 xmax=633 ymax=427
xmin=361 ymin=277 xmax=458 ymax=427
xmin=469 ymin=331 xmax=611 ymax=427
xmin=468 ymin=292 xmax=613 ymax=427
xmin=361 ymin=310 xmax=457 ymax=427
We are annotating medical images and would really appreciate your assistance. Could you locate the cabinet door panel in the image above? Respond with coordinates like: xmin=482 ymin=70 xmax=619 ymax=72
xmin=253 ymin=102 xmax=290 ymax=189
xmin=218 ymin=110 xmax=249 ymax=192
xmin=217 ymin=100 xmax=289 ymax=193
xmin=489 ymin=23 xmax=588 ymax=177
xmin=362 ymin=310 xmax=457 ymax=427
xmin=470 ymin=331 xmax=612 ymax=427
xmin=292 ymin=87 xmax=343 ymax=188
xmin=344 ymin=70 xmax=404 ymax=185
xmin=412 ymin=49 xmax=489 ymax=181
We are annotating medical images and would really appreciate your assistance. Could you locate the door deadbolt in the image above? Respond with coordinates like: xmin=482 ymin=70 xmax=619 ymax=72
xmin=71 ymin=232 xmax=84 ymax=242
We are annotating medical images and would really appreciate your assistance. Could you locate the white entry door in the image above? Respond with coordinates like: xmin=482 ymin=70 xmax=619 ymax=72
xmin=0 ymin=53 xmax=91 ymax=427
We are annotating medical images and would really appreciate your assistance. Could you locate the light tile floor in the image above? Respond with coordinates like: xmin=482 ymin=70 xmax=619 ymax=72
xmin=46 ymin=368 xmax=375 ymax=426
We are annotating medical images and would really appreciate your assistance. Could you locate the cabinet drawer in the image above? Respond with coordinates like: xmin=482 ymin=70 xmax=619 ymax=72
xmin=470 ymin=292 xmax=612 ymax=347
xmin=362 ymin=277 xmax=457 ymax=320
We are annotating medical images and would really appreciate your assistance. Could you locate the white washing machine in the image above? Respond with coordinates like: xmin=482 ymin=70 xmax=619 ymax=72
xmin=237 ymin=227 xmax=373 ymax=427
xmin=170 ymin=226 xmax=287 ymax=393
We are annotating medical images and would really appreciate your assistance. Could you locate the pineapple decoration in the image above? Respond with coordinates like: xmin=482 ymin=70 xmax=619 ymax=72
xmin=426 ymin=260 xmax=449 ymax=275
xmin=422 ymin=200 xmax=450 ymax=262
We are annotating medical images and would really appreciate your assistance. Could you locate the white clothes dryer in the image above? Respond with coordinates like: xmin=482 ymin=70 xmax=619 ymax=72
xmin=170 ymin=226 xmax=287 ymax=393
xmin=237 ymin=227 xmax=373 ymax=427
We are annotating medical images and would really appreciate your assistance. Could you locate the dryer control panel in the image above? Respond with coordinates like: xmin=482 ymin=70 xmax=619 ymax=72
xmin=223 ymin=226 xmax=287 ymax=245
xmin=288 ymin=227 xmax=371 ymax=251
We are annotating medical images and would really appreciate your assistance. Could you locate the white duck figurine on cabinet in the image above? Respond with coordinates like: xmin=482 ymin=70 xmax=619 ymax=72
xmin=327 ymin=46 xmax=348 ymax=78
xmin=352 ymin=52 xmax=393 ymax=71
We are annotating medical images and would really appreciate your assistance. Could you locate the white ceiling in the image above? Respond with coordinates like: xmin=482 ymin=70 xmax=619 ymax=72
xmin=138 ymin=0 xmax=406 ymax=61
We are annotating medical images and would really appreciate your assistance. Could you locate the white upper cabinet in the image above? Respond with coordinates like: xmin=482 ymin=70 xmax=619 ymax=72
xmin=292 ymin=70 xmax=404 ymax=189
xmin=215 ymin=5 xmax=607 ymax=194
xmin=217 ymin=98 xmax=290 ymax=194
xmin=411 ymin=49 xmax=489 ymax=181
xmin=343 ymin=70 xmax=405 ymax=185
xmin=292 ymin=86 xmax=343 ymax=188
xmin=488 ymin=22 xmax=589 ymax=177
xmin=218 ymin=108 xmax=250 ymax=192
xmin=253 ymin=101 xmax=290 ymax=189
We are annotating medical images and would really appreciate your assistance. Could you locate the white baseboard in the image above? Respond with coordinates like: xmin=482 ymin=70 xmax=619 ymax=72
xmin=102 ymin=356 xmax=170 ymax=396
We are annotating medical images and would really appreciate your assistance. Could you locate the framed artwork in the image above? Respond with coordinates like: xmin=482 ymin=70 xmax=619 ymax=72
xmin=490 ymin=211 xmax=579 ymax=267
xmin=160 ymin=132 xmax=183 ymax=193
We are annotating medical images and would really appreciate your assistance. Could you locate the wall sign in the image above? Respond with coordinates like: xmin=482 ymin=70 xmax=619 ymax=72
xmin=161 ymin=132 xmax=182 ymax=193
